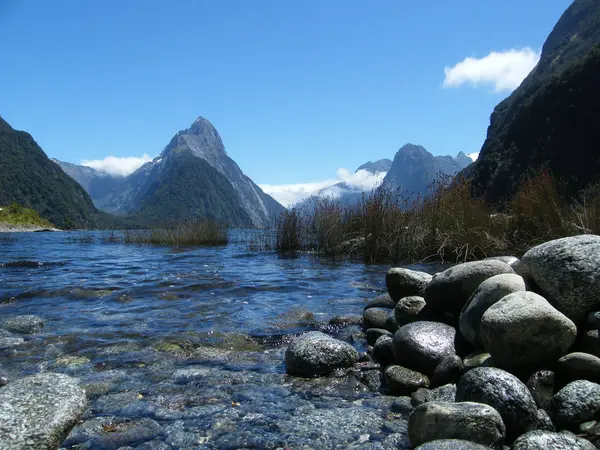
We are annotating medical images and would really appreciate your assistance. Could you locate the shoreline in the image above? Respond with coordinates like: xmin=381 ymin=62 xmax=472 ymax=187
xmin=0 ymin=221 xmax=61 ymax=233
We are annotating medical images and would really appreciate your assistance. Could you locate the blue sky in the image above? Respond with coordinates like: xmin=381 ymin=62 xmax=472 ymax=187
xmin=0 ymin=0 xmax=572 ymax=204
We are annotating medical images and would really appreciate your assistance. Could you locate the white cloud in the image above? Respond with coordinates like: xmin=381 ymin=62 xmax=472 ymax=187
xmin=467 ymin=152 xmax=480 ymax=162
xmin=81 ymin=154 xmax=153 ymax=177
xmin=259 ymin=168 xmax=386 ymax=207
xmin=443 ymin=48 xmax=540 ymax=92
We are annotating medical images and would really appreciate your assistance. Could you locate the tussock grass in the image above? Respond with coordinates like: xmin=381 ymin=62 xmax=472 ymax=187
xmin=0 ymin=203 xmax=54 ymax=228
xmin=123 ymin=220 xmax=228 ymax=246
xmin=275 ymin=172 xmax=600 ymax=264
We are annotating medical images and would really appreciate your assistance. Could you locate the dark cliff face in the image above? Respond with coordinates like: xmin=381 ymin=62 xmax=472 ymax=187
xmin=467 ymin=0 xmax=600 ymax=203
xmin=0 ymin=116 xmax=99 ymax=228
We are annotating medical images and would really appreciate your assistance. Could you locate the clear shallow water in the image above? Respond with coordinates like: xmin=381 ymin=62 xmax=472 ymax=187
xmin=0 ymin=231 xmax=434 ymax=449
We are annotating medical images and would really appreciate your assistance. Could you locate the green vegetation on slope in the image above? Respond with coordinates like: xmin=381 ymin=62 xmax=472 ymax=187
xmin=0 ymin=203 xmax=55 ymax=228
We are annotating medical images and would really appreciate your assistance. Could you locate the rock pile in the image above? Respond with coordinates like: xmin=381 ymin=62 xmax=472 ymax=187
xmin=285 ymin=234 xmax=600 ymax=448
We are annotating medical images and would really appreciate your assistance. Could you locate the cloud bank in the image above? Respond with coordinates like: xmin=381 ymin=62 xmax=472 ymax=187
xmin=259 ymin=168 xmax=386 ymax=207
xmin=443 ymin=48 xmax=540 ymax=92
xmin=81 ymin=154 xmax=153 ymax=176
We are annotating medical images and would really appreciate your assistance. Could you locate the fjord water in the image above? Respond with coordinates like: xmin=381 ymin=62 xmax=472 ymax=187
xmin=0 ymin=231 xmax=426 ymax=449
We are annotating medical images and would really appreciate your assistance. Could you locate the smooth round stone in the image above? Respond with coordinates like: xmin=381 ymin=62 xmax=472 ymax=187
xmin=480 ymin=291 xmax=577 ymax=371
xmin=526 ymin=370 xmax=556 ymax=411
xmin=329 ymin=314 xmax=363 ymax=326
xmin=522 ymin=235 xmax=600 ymax=324
xmin=511 ymin=430 xmax=596 ymax=449
xmin=392 ymin=321 xmax=457 ymax=375
xmin=373 ymin=335 xmax=395 ymax=368
xmin=408 ymin=401 xmax=505 ymax=448
xmin=394 ymin=296 xmax=427 ymax=326
xmin=364 ymin=293 xmax=395 ymax=311
xmin=0 ymin=373 xmax=87 ymax=450
xmin=415 ymin=440 xmax=493 ymax=449
xmin=386 ymin=268 xmax=432 ymax=302
xmin=424 ymin=260 xmax=514 ymax=317
xmin=285 ymin=331 xmax=358 ymax=377
xmin=463 ymin=353 xmax=492 ymax=370
xmin=536 ymin=409 xmax=555 ymax=432
xmin=412 ymin=384 xmax=457 ymax=407
xmin=456 ymin=367 xmax=537 ymax=442
xmin=557 ymin=352 xmax=600 ymax=383
xmin=363 ymin=307 xmax=392 ymax=330
xmin=431 ymin=355 xmax=464 ymax=388
xmin=0 ymin=315 xmax=44 ymax=334
xmin=550 ymin=380 xmax=600 ymax=430
xmin=459 ymin=273 xmax=526 ymax=348
xmin=366 ymin=328 xmax=392 ymax=346
xmin=384 ymin=365 xmax=430 ymax=396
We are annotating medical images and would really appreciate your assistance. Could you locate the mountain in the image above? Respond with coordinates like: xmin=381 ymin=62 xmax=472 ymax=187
xmin=383 ymin=144 xmax=472 ymax=198
xmin=0 ymin=116 xmax=99 ymax=228
xmin=57 ymin=117 xmax=285 ymax=227
xmin=466 ymin=0 xmax=600 ymax=203
xmin=356 ymin=159 xmax=393 ymax=174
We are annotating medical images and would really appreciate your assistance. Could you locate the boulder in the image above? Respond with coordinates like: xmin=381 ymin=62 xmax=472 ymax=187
xmin=431 ymin=355 xmax=464 ymax=388
xmin=456 ymin=367 xmax=538 ymax=442
xmin=522 ymin=235 xmax=600 ymax=324
xmin=372 ymin=335 xmax=395 ymax=368
xmin=366 ymin=328 xmax=392 ymax=346
xmin=557 ymin=352 xmax=600 ymax=384
xmin=385 ymin=309 xmax=399 ymax=332
xmin=459 ymin=274 xmax=526 ymax=348
xmin=480 ymin=291 xmax=577 ymax=371
xmin=363 ymin=307 xmax=391 ymax=330
xmin=526 ymin=370 xmax=556 ymax=411
xmin=550 ymin=380 xmax=600 ymax=430
xmin=392 ymin=321 xmax=457 ymax=375
xmin=424 ymin=260 xmax=514 ymax=317
xmin=408 ymin=401 xmax=505 ymax=449
xmin=394 ymin=296 xmax=427 ymax=326
xmin=415 ymin=440 xmax=493 ymax=450
xmin=384 ymin=365 xmax=430 ymax=396
xmin=0 ymin=315 xmax=44 ymax=334
xmin=0 ymin=373 xmax=87 ymax=450
xmin=285 ymin=331 xmax=358 ymax=377
xmin=386 ymin=268 xmax=432 ymax=301
xmin=511 ymin=430 xmax=596 ymax=449
xmin=364 ymin=293 xmax=395 ymax=311
xmin=413 ymin=384 xmax=456 ymax=405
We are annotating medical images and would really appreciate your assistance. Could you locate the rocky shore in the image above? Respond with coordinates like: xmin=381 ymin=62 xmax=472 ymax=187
xmin=0 ymin=221 xmax=61 ymax=232
xmin=285 ymin=234 xmax=600 ymax=449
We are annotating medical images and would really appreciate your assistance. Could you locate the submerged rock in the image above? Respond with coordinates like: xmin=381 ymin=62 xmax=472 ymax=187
xmin=408 ymin=401 xmax=505 ymax=449
xmin=0 ymin=314 xmax=44 ymax=334
xmin=0 ymin=373 xmax=87 ymax=450
xmin=415 ymin=440 xmax=493 ymax=449
xmin=63 ymin=416 xmax=164 ymax=448
xmin=285 ymin=331 xmax=358 ymax=377
xmin=386 ymin=268 xmax=432 ymax=301
xmin=511 ymin=430 xmax=596 ymax=449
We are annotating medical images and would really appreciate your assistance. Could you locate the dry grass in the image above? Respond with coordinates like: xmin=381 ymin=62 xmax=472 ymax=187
xmin=275 ymin=172 xmax=600 ymax=264
xmin=123 ymin=220 xmax=228 ymax=246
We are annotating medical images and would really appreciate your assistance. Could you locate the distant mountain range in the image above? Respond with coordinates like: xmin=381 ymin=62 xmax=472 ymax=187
xmin=55 ymin=117 xmax=285 ymax=228
xmin=464 ymin=0 xmax=600 ymax=203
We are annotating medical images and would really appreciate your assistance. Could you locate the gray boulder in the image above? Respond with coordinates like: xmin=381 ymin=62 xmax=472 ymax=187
xmin=557 ymin=352 xmax=600 ymax=384
xmin=415 ymin=384 xmax=457 ymax=405
xmin=511 ymin=430 xmax=596 ymax=449
xmin=526 ymin=370 xmax=556 ymax=411
xmin=408 ymin=401 xmax=505 ymax=448
xmin=394 ymin=296 xmax=427 ymax=326
xmin=366 ymin=328 xmax=392 ymax=346
xmin=431 ymin=354 xmax=464 ymax=387
xmin=385 ymin=309 xmax=399 ymax=332
xmin=424 ymin=260 xmax=514 ymax=317
xmin=384 ymin=365 xmax=430 ymax=396
xmin=0 ymin=315 xmax=44 ymax=334
xmin=363 ymin=307 xmax=391 ymax=329
xmin=550 ymin=380 xmax=600 ymax=430
xmin=459 ymin=273 xmax=526 ymax=348
xmin=456 ymin=367 xmax=538 ymax=442
xmin=373 ymin=335 xmax=395 ymax=368
xmin=480 ymin=291 xmax=577 ymax=371
xmin=364 ymin=293 xmax=395 ymax=310
xmin=522 ymin=235 xmax=600 ymax=324
xmin=415 ymin=440 xmax=493 ymax=449
xmin=392 ymin=321 xmax=457 ymax=375
xmin=579 ymin=330 xmax=600 ymax=358
xmin=386 ymin=268 xmax=432 ymax=301
xmin=0 ymin=373 xmax=87 ymax=450
xmin=285 ymin=331 xmax=358 ymax=377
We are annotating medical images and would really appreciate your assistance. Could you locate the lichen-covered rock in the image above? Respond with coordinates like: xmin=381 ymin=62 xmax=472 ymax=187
xmin=480 ymin=291 xmax=577 ymax=371
xmin=550 ymin=380 xmax=600 ymax=430
xmin=459 ymin=273 xmax=526 ymax=348
xmin=511 ymin=430 xmax=596 ymax=449
xmin=386 ymin=268 xmax=432 ymax=301
xmin=392 ymin=321 xmax=457 ymax=375
xmin=415 ymin=440 xmax=493 ymax=449
xmin=408 ymin=401 xmax=505 ymax=449
xmin=384 ymin=365 xmax=430 ymax=396
xmin=0 ymin=373 xmax=87 ymax=450
xmin=456 ymin=367 xmax=537 ymax=442
xmin=364 ymin=293 xmax=395 ymax=311
xmin=363 ymin=307 xmax=391 ymax=330
xmin=285 ymin=331 xmax=358 ymax=377
xmin=424 ymin=260 xmax=514 ymax=317
xmin=394 ymin=296 xmax=427 ymax=326
xmin=526 ymin=370 xmax=556 ymax=411
xmin=373 ymin=335 xmax=395 ymax=368
xmin=522 ymin=235 xmax=600 ymax=324
xmin=557 ymin=352 xmax=600 ymax=384
xmin=0 ymin=315 xmax=44 ymax=334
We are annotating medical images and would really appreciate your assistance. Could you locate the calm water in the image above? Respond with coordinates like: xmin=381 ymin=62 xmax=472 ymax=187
xmin=0 ymin=231 xmax=433 ymax=449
